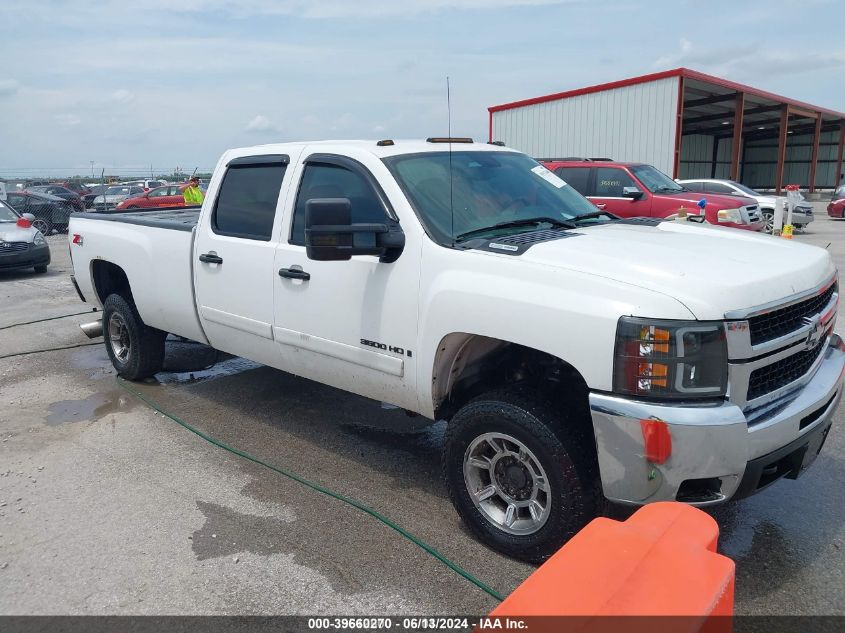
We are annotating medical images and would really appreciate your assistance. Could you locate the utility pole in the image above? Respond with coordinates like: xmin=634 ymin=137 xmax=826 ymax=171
xmin=90 ymin=161 xmax=95 ymax=178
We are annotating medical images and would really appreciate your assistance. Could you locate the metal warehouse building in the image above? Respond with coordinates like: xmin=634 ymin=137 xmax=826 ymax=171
xmin=489 ymin=68 xmax=845 ymax=193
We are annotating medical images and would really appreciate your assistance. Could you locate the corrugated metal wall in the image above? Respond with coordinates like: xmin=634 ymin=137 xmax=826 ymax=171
xmin=491 ymin=77 xmax=680 ymax=175
xmin=679 ymin=130 xmax=840 ymax=189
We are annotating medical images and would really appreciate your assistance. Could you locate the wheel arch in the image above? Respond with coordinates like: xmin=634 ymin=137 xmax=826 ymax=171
xmin=91 ymin=260 xmax=134 ymax=307
xmin=431 ymin=333 xmax=592 ymax=424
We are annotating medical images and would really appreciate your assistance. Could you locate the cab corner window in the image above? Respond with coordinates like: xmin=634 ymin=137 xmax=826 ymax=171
xmin=212 ymin=162 xmax=287 ymax=241
xmin=290 ymin=162 xmax=387 ymax=246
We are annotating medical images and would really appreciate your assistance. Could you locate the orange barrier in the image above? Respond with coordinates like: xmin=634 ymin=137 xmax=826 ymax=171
xmin=482 ymin=502 xmax=734 ymax=633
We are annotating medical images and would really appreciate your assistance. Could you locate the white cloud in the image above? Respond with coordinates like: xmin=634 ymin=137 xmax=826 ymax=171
xmin=0 ymin=79 xmax=20 ymax=97
xmin=244 ymin=115 xmax=280 ymax=133
xmin=109 ymin=89 xmax=135 ymax=104
xmin=655 ymin=38 xmax=845 ymax=80
xmin=55 ymin=113 xmax=81 ymax=126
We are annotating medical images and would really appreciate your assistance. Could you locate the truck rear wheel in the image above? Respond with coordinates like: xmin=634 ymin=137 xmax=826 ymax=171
xmin=443 ymin=389 xmax=599 ymax=563
xmin=103 ymin=294 xmax=166 ymax=380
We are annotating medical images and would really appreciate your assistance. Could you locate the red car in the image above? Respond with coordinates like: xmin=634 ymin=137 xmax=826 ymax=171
xmin=115 ymin=184 xmax=187 ymax=210
xmin=828 ymin=198 xmax=845 ymax=218
xmin=542 ymin=160 xmax=766 ymax=231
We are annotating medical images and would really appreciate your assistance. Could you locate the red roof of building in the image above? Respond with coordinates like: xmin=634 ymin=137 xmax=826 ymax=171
xmin=488 ymin=68 xmax=845 ymax=120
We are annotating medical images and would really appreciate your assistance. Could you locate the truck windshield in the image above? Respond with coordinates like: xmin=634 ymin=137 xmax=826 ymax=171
xmin=630 ymin=164 xmax=686 ymax=194
xmin=384 ymin=151 xmax=602 ymax=245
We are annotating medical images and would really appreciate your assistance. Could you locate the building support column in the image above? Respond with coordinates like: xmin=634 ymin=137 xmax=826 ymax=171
xmin=808 ymin=115 xmax=822 ymax=193
xmin=710 ymin=137 xmax=720 ymax=178
xmin=775 ymin=106 xmax=789 ymax=194
xmin=673 ymin=77 xmax=685 ymax=178
xmin=730 ymin=92 xmax=744 ymax=181
xmin=836 ymin=121 xmax=845 ymax=188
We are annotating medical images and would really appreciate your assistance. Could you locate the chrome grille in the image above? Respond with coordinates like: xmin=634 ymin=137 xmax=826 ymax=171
xmin=0 ymin=241 xmax=29 ymax=252
xmin=748 ymin=283 xmax=837 ymax=346
xmin=747 ymin=338 xmax=827 ymax=400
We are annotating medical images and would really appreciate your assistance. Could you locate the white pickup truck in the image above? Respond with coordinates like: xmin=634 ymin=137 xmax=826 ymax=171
xmin=68 ymin=139 xmax=843 ymax=562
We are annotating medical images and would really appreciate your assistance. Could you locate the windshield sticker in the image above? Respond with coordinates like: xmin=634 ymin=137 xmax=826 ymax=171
xmin=530 ymin=165 xmax=567 ymax=188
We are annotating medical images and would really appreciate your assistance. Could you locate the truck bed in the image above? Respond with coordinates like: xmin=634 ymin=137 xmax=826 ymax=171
xmin=72 ymin=207 xmax=201 ymax=232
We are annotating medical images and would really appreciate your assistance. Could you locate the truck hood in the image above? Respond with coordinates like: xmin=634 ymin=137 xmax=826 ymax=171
xmin=0 ymin=223 xmax=37 ymax=242
xmin=667 ymin=192 xmax=756 ymax=209
xmin=513 ymin=221 xmax=835 ymax=320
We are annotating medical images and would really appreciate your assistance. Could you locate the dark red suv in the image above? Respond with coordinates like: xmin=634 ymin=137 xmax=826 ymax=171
xmin=542 ymin=159 xmax=765 ymax=231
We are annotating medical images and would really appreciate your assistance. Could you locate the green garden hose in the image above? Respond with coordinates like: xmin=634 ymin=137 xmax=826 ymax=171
xmin=0 ymin=309 xmax=97 ymax=331
xmin=116 ymin=376 xmax=506 ymax=602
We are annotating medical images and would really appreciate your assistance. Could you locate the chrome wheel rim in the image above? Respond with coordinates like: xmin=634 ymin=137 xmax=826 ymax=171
xmin=463 ymin=432 xmax=551 ymax=535
xmin=32 ymin=219 xmax=49 ymax=234
xmin=108 ymin=312 xmax=131 ymax=363
xmin=763 ymin=212 xmax=774 ymax=234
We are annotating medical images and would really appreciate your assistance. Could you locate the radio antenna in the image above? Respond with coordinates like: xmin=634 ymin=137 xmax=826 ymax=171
xmin=447 ymin=76 xmax=454 ymax=246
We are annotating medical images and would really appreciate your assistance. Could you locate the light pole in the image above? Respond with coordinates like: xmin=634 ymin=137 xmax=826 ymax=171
xmin=90 ymin=161 xmax=94 ymax=178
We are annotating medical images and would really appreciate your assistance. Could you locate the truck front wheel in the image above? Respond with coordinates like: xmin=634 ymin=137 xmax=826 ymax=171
xmin=103 ymin=294 xmax=166 ymax=380
xmin=443 ymin=389 xmax=599 ymax=563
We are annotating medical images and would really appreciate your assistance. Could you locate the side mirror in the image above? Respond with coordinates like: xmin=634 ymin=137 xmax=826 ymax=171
xmin=304 ymin=198 xmax=405 ymax=263
xmin=622 ymin=186 xmax=644 ymax=200
xmin=22 ymin=213 xmax=36 ymax=221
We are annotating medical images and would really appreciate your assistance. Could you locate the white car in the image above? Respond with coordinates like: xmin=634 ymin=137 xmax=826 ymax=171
xmin=91 ymin=185 xmax=145 ymax=211
xmin=678 ymin=178 xmax=814 ymax=233
xmin=120 ymin=179 xmax=168 ymax=190
xmin=0 ymin=200 xmax=51 ymax=273
xmin=68 ymin=139 xmax=843 ymax=562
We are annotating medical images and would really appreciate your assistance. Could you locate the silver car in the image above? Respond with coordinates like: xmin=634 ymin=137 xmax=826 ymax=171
xmin=92 ymin=185 xmax=145 ymax=211
xmin=678 ymin=178 xmax=814 ymax=233
xmin=0 ymin=200 xmax=51 ymax=274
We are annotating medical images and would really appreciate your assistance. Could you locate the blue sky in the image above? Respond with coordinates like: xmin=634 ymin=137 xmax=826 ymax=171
xmin=1 ymin=0 xmax=843 ymax=178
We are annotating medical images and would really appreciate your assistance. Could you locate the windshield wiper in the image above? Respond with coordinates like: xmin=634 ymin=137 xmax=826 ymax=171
xmin=455 ymin=216 xmax=576 ymax=242
xmin=569 ymin=210 xmax=617 ymax=223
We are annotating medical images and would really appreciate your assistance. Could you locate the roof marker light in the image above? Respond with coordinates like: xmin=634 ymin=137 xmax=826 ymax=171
xmin=426 ymin=137 xmax=473 ymax=144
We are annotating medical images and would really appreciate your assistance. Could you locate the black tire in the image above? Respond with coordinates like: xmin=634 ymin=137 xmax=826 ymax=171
xmin=31 ymin=218 xmax=52 ymax=235
xmin=102 ymin=294 xmax=166 ymax=380
xmin=443 ymin=389 xmax=599 ymax=563
xmin=34 ymin=265 xmax=48 ymax=274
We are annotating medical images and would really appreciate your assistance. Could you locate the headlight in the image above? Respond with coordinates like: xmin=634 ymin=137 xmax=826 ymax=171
xmin=717 ymin=208 xmax=743 ymax=223
xmin=613 ymin=317 xmax=727 ymax=400
xmin=33 ymin=232 xmax=46 ymax=245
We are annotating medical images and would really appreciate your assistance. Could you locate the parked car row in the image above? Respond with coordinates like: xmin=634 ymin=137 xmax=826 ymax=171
xmin=542 ymin=159 xmax=766 ymax=231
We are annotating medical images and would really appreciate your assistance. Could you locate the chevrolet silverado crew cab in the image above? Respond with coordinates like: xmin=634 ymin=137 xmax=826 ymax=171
xmin=544 ymin=159 xmax=766 ymax=231
xmin=68 ymin=139 xmax=842 ymax=562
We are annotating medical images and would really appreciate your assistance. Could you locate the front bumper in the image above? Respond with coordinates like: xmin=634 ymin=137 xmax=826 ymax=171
xmin=0 ymin=244 xmax=51 ymax=271
xmin=589 ymin=337 xmax=844 ymax=506
xmin=792 ymin=209 xmax=814 ymax=226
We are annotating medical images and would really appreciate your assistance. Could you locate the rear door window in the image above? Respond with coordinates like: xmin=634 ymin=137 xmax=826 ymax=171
xmin=553 ymin=167 xmax=590 ymax=195
xmin=682 ymin=181 xmax=706 ymax=193
xmin=704 ymin=182 xmax=735 ymax=195
xmin=212 ymin=160 xmax=287 ymax=240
